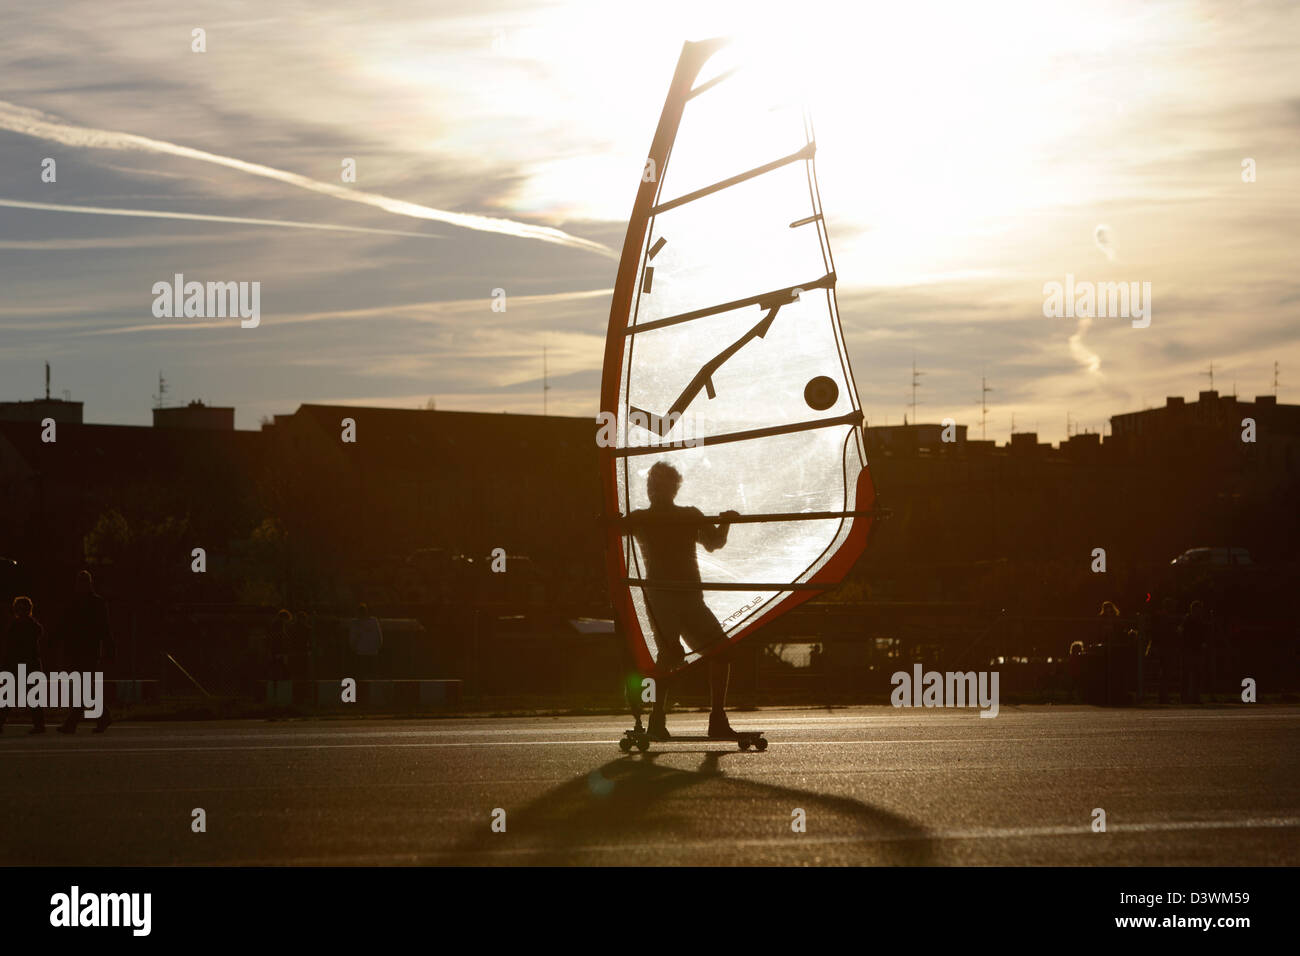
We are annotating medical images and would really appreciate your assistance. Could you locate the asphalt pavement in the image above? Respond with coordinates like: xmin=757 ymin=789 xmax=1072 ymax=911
xmin=1 ymin=706 xmax=1296 ymax=865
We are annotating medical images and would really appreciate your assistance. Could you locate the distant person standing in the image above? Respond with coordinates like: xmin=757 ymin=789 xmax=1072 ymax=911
xmin=1 ymin=596 xmax=46 ymax=734
xmin=59 ymin=571 xmax=112 ymax=734
xmin=1179 ymin=600 xmax=1210 ymax=705
xmin=269 ymin=609 xmax=293 ymax=681
xmin=1097 ymin=600 xmax=1123 ymax=705
xmin=348 ymin=604 xmax=383 ymax=679
xmin=1152 ymin=598 xmax=1179 ymax=705
xmin=1066 ymin=641 xmax=1084 ymax=702
xmin=291 ymin=610 xmax=314 ymax=681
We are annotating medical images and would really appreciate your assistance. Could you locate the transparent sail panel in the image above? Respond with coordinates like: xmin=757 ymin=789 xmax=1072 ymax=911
xmin=634 ymin=161 xmax=827 ymax=328
xmin=659 ymin=64 xmax=807 ymax=204
xmin=625 ymin=291 xmax=851 ymax=439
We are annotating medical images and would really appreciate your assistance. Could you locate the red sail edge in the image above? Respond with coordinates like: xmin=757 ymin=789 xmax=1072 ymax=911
xmin=600 ymin=39 xmax=726 ymax=678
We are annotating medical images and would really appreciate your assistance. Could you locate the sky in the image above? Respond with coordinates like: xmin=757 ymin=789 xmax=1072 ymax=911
xmin=1 ymin=0 xmax=1297 ymax=440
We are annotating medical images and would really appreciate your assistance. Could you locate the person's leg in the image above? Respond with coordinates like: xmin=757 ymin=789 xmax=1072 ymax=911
xmin=94 ymin=700 xmax=112 ymax=733
xmin=709 ymin=654 xmax=730 ymax=716
xmin=677 ymin=599 xmax=735 ymax=737
xmin=706 ymin=650 xmax=736 ymax=738
xmin=60 ymin=656 xmax=87 ymax=732
xmin=645 ymin=595 xmax=685 ymax=739
xmin=647 ymin=673 xmax=673 ymax=738
xmin=30 ymin=697 xmax=45 ymax=733
xmin=646 ymin=642 xmax=682 ymax=738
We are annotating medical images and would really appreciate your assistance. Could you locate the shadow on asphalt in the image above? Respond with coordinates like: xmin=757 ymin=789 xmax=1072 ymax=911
xmin=449 ymin=750 xmax=934 ymax=864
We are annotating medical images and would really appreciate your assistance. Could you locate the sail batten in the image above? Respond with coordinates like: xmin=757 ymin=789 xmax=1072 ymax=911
xmin=600 ymin=38 xmax=875 ymax=678
xmin=615 ymin=410 xmax=862 ymax=457
xmin=625 ymin=273 xmax=835 ymax=335
xmin=650 ymin=142 xmax=816 ymax=216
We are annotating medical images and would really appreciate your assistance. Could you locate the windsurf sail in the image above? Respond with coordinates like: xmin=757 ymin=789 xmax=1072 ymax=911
xmin=599 ymin=37 xmax=875 ymax=677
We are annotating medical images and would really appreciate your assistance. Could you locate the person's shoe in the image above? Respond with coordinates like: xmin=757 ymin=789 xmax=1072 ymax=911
xmin=707 ymin=713 xmax=739 ymax=739
xmin=647 ymin=714 xmax=672 ymax=741
xmin=57 ymin=722 xmax=76 ymax=735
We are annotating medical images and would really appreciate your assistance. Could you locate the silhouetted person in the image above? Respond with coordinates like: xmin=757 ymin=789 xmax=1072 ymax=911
xmin=348 ymin=604 xmax=383 ymax=679
xmin=630 ymin=462 xmax=740 ymax=740
xmin=1179 ymin=600 xmax=1210 ymax=704
xmin=1098 ymin=601 xmax=1123 ymax=705
xmin=1066 ymin=640 xmax=1084 ymax=702
xmin=1152 ymin=597 xmax=1179 ymax=704
xmin=292 ymin=610 xmax=314 ymax=681
xmin=269 ymin=609 xmax=292 ymax=682
xmin=58 ymin=571 xmax=111 ymax=734
xmin=2 ymin=596 xmax=46 ymax=734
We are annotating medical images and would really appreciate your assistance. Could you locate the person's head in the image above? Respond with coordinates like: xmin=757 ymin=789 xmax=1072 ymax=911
xmin=1069 ymin=640 xmax=1084 ymax=657
xmin=646 ymin=462 xmax=682 ymax=506
xmin=277 ymin=609 xmax=292 ymax=626
xmin=12 ymin=595 xmax=33 ymax=619
xmin=1100 ymin=601 xmax=1120 ymax=617
xmin=75 ymin=569 xmax=93 ymax=596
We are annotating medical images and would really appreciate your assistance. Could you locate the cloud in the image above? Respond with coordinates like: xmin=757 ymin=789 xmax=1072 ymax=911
xmin=0 ymin=99 xmax=616 ymax=258
xmin=1094 ymin=224 xmax=1115 ymax=260
xmin=1068 ymin=316 xmax=1102 ymax=375
xmin=0 ymin=198 xmax=444 ymax=240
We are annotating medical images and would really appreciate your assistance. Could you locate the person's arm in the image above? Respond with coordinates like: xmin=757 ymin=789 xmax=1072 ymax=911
xmin=697 ymin=509 xmax=739 ymax=552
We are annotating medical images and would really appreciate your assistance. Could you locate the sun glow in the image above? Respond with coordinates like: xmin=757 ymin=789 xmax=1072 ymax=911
xmin=506 ymin=0 xmax=1178 ymax=287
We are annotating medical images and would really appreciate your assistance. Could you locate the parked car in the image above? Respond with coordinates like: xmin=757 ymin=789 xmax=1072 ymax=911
xmin=1170 ymin=547 xmax=1254 ymax=568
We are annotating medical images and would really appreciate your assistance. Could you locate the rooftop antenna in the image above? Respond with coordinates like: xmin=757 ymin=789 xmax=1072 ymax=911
xmin=980 ymin=376 xmax=993 ymax=440
xmin=1273 ymin=361 xmax=1280 ymax=396
xmin=1203 ymin=361 xmax=1215 ymax=392
xmin=542 ymin=347 xmax=551 ymax=416
xmin=153 ymin=372 xmax=168 ymax=410
xmin=1066 ymin=410 xmax=1072 ymax=438
xmin=44 ymin=360 xmax=51 ymax=400
xmin=910 ymin=358 xmax=923 ymax=424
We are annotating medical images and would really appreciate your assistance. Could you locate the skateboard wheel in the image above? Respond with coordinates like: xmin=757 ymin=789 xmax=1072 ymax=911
xmin=738 ymin=738 xmax=750 ymax=751
xmin=619 ymin=737 xmax=632 ymax=752
xmin=755 ymin=737 xmax=768 ymax=752
xmin=635 ymin=736 xmax=650 ymax=752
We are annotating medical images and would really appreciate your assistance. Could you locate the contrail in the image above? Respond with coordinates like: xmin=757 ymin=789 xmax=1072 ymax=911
xmin=0 ymin=100 xmax=616 ymax=258
xmin=0 ymin=198 xmax=443 ymax=240
xmin=1068 ymin=315 xmax=1102 ymax=375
